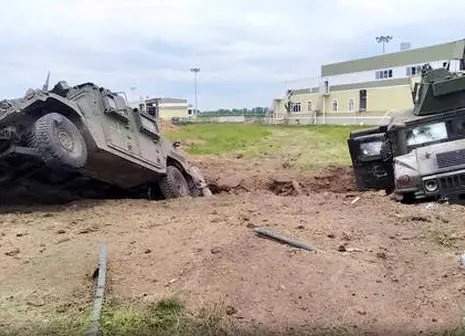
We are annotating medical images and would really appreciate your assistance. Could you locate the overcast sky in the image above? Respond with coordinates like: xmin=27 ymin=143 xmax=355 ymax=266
xmin=1 ymin=0 xmax=465 ymax=110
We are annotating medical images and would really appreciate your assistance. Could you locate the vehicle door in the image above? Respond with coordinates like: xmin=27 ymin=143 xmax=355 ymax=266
xmin=101 ymin=93 xmax=140 ymax=156
xmin=347 ymin=131 xmax=395 ymax=191
xmin=131 ymin=105 xmax=164 ymax=169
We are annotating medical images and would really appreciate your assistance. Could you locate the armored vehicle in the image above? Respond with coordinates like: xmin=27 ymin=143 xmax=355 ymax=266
xmin=0 ymin=76 xmax=211 ymax=204
xmin=348 ymin=64 xmax=465 ymax=204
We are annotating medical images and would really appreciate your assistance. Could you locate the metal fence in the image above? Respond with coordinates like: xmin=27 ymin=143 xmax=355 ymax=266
xmin=171 ymin=115 xmax=391 ymax=126
xmin=269 ymin=116 xmax=391 ymax=126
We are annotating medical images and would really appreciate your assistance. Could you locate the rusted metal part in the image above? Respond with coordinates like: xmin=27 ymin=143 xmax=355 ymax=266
xmin=86 ymin=244 xmax=107 ymax=336
xmin=254 ymin=227 xmax=313 ymax=252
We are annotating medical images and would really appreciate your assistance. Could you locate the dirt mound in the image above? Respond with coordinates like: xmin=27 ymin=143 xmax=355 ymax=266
xmin=303 ymin=166 xmax=357 ymax=193
xmin=206 ymin=165 xmax=357 ymax=196
xmin=158 ymin=119 xmax=179 ymax=133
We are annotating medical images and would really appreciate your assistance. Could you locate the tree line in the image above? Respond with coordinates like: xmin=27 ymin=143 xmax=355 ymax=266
xmin=198 ymin=107 xmax=269 ymax=117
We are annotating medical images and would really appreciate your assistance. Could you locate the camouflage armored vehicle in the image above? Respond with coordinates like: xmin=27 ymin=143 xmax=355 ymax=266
xmin=348 ymin=64 xmax=465 ymax=204
xmin=0 ymin=76 xmax=211 ymax=204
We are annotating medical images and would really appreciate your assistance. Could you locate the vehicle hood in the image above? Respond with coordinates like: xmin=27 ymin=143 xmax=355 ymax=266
xmin=0 ymin=89 xmax=79 ymax=125
xmin=410 ymin=139 xmax=465 ymax=176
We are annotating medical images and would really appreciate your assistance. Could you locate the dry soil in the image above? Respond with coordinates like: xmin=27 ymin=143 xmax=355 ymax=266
xmin=1 ymin=139 xmax=465 ymax=335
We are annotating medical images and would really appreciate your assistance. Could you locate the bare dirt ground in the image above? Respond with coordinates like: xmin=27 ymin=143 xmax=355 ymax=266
xmin=1 ymin=142 xmax=465 ymax=335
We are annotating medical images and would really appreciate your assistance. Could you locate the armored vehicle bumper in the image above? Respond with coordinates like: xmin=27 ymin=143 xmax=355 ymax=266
xmin=419 ymin=169 xmax=465 ymax=204
xmin=435 ymin=169 xmax=465 ymax=203
xmin=0 ymin=126 xmax=40 ymax=160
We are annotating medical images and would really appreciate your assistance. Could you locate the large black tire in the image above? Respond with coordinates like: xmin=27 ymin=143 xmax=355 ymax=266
xmin=30 ymin=112 xmax=88 ymax=170
xmin=400 ymin=192 xmax=416 ymax=204
xmin=159 ymin=165 xmax=190 ymax=199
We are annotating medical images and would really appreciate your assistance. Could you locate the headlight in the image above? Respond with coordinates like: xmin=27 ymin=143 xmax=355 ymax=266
xmin=397 ymin=174 xmax=411 ymax=185
xmin=424 ymin=179 xmax=438 ymax=192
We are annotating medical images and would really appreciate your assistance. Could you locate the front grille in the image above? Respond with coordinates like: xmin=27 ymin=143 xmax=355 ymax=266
xmin=439 ymin=173 xmax=465 ymax=191
xmin=437 ymin=149 xmax=465 ymax=169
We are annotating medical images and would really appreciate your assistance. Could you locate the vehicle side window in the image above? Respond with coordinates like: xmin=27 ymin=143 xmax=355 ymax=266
xmin=132 ymin=106 xmax=160 ymax=139
xmin=146 ymin=103 xmax=157 ymax=118
xmin=107 ymin=96 xmax=117 ymax=110
xmin=448 ymin=118 xmax=465 ymax=138
xmin=139 ymin=113 xmax=160 ymax=137
xmin=103 ymin=94 xmax=129 ymax=122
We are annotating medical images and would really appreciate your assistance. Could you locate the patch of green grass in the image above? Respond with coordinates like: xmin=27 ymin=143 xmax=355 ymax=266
xmin=164 ymin=123 xmax=272 ymax=155
xmin=3 ymin=296 xmax=465 ymax=336
xmin=263 ymin=125 xmax=362 ymax=171
xmin=166 ymin=123 xmax=365 ymax=171
xmin=100 ymin=297 xmax=187 ymax=336
xmin=1 ymin=309 xmax=91 ymax=336
xmin=1 ymin=297 xmax=233 ymax=336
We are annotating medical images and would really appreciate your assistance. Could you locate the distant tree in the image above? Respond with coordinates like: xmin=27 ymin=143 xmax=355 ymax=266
xmin=199 ymin=106 xmax=269 ymax=117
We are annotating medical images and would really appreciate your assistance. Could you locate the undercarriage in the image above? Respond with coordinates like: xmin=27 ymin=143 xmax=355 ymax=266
xmin=0 ymin=144 xmax=161 ymax=205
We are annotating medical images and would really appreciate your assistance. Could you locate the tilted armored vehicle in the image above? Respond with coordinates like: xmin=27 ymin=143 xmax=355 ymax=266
xmin=0 ymin=75 xmax=211 ymax=204
xmin=348 ymin=64 xmax=465 ymax=204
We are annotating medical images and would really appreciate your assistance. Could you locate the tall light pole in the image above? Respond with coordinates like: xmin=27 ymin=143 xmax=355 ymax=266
xmin=129 ymin=86 xmax=136 ymax=102
xmin=190 ymin=67 xmax=200 ymax=114
xmin=376 ymin=35 xmax=393 ymax=55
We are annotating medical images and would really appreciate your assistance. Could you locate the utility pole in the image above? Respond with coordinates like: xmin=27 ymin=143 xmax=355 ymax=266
xmin=190 ymin=67 xmax=200 ymax=114
xmin=376 ymin=35 xmax=393 ymax=55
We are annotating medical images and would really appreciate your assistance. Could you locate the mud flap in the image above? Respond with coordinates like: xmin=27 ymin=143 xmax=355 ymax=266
xmin=348 ymin=132 xmax=395 ymax=191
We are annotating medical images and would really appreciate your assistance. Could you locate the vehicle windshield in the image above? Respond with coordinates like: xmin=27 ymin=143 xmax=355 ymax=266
xmin=406 ymin=121 xmax=448 ymax=147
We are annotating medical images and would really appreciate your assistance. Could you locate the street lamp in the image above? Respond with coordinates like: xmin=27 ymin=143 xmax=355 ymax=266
xmin=376 ymin=35 xmax=393 ymax=55
xmin=190 ymin=67 xmax=200 ymax=114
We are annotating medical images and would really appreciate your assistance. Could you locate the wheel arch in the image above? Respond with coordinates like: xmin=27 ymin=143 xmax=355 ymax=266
xmin=167 ymin=156 xmax=189 ymax=177
xmin=25 ymin=97 xmax=96 ymax=149
xmin=166 ymin=156 xmax=197 ymax=191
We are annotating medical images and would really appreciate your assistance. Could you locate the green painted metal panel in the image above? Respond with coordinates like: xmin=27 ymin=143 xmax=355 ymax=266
xmin=330 ymin=78 xmax=410 ymax=91
xmin=322 ymin=40 xmax=465 ymax=76
xmin=290 ymin=88 xmax=311 ymax=95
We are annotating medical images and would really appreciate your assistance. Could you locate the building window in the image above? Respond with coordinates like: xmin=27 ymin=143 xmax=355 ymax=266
xmin=323 ymin=80 xmax=329 ymax=94
xmin=406 ymin=65 xmax=422 ymax=76
xmin=292 ymin=102 xmax=301 ymax=113
xmin=348 ymin=99 xmax=355 ymax=112
xmin=376 ymin=69 xmax=393 ymax=80
xmin=332 ymin=99 xmax=338 ymax=112
xmin=307 ymin=101 xmax=312 ymax=111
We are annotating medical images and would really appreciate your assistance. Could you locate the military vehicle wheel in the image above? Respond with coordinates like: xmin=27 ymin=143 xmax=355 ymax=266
xmin=159 ymin=165 xmax=190 ymax=199
xmin=30 ymin=112 xmax=88 ymax=170
xmin=400 ymin=192 xmax=416 ymax=204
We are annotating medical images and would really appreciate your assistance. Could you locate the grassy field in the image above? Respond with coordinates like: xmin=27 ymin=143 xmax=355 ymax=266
xmin=165 ymin=123 xmax=364 ymax=171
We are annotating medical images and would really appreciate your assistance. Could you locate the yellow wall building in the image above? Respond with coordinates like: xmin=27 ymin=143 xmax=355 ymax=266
xmin=130 ymin=97 xmax=190 ymax=120
xmin=145 ymin=97 xmax=190 ymax=120
xmin=272 ymin=39 xmax=465 ymax=125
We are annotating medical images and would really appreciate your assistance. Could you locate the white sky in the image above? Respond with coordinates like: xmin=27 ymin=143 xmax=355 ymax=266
xmin=1 ymin=0 xmax=465 ymax=110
